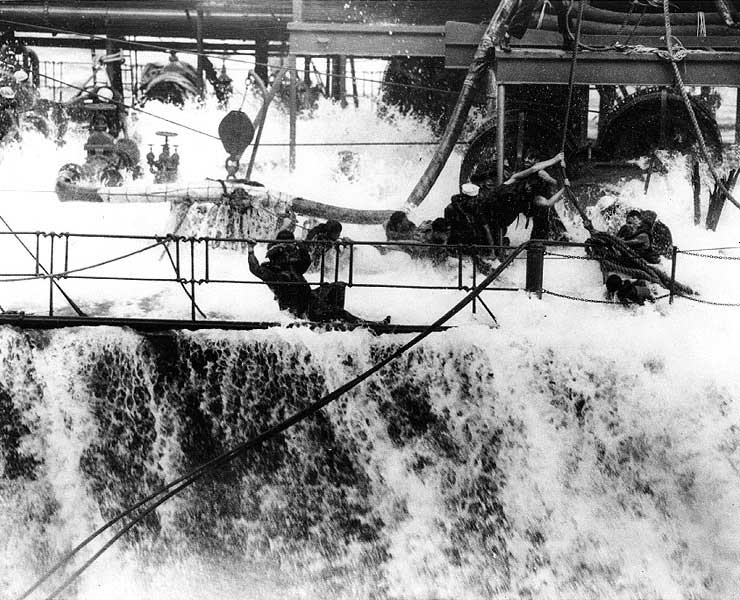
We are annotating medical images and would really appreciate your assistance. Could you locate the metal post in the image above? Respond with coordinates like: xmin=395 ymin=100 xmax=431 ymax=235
xmin=496 ymin=84 xmax=505 ymax=184
xmin=195 ymin=9 xmax=205 ymax=96
xmin=486 ymin=68 xmax=497 ymax=117
xmin=255 ymin=36 xmax=268 ymax=84
xmin=289 ymin=54 xmax=297 ymax=172
xmin=669 ymin=245 xmax=677 ymax=304
xmin=338 ymin=55 xmax=347 ymax=108
xmin=348 ymin=242 xmax=354 ymax=286
xmin=471 ymin=254 xmax=477 ymax=314
xmin=204 ymin=238 xmax=210 ymax=282
xmin=333 ymin=242 xmax=340 ymax=283
xmin=736 ymin=88 xmax=740 ymax=145
xmin=190 ymin=238 xmax=196 ymax=320
xmin=515 ymin=111 xmax=525 ymax=170
xmin=659 ymin=88 xmax=668 ymax=148
xmin=349 ymin=57 xmax=359 ymax=108
xmin=175 ymin=238 xmax=181 ymax=278
xmin=48 ymin=235 xmax=54 ymax=316
xmin=525 ymin=242 xmax=545 ymax=299
xmin=34 ymin=233 xmax=40 ymax=276
xmin=692 ymin=159 xmax=701 ymax=226
xmin=63 ymin=234 xmax=69 ymax=273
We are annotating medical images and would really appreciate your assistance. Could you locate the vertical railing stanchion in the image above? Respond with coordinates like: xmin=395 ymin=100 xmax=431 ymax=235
xmin=204 ymin=237 xmax=210 ymax=282
xmin=319 ymin=245 xmax=326 ymax=285
xmin=669 ymin=245 xmax=678 ymax=305
xmin=525 ymin=242 xmax=545 ymax=299
xmin=190 ymin=237 xmax=196 ymax=321
xmin=472 ymin=252 xmax=477 ymax=314
xmin=334 ymin=242 xmax=340 ymax=284
xmin=175 ymin=237 xmax=181 ymax=279
xmin=48 ymin=234 xmax=54 ymax=316
xmin=63 ymin=233 xmax=69 ymax=274
xmin=348 ymin=242 xmax=354 ymax=287
xmin=34 ymin=232 xmax=40 ymax=276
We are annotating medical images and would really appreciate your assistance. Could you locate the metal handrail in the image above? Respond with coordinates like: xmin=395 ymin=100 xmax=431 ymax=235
xmin=0 ymin=230 xmax=547 ymax=320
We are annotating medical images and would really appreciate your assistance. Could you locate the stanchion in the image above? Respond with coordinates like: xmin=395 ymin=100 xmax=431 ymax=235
xmin=669 ymin=245 xmax=678 ymax=304
xmin=525 ymin=242 xmax=545 ymax=299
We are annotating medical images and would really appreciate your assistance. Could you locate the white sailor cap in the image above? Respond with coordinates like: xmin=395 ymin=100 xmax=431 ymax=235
xmin=0 ymin=86 xmax=16 ymax=99
xmin=461 ymin=182 xmax=479 ymax=196
xmin=13 ymin=70 xmax=28 ymax=83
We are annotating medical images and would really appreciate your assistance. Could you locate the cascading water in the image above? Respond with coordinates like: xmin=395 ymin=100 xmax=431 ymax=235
xmin=1 ymin=50 xmax=740 ymax=599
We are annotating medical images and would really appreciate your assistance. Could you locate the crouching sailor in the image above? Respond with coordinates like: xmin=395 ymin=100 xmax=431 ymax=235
xmin=247 ymin=238 xmax=390 ymax=325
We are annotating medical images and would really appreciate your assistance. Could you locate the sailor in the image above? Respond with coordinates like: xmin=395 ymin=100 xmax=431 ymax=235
xmin=384 ymin=211 xmax=417 ymax=242
xmin=640 ymin=210 xmax=673 ymax=259
xmin=248 ymin=239 xmax=390 ymax=325
xmin=411 ymin=217 xmax=452 ymax=264
xmin=499 ymin=0 xmax=575 ymax=53
xmin=247 ymin=239 xmax=312 ymax=318
xmin=617 ymin=210 xmax=660 ymax=264
xmin=605 ymin=274 xmax=655 ymax=307
xmin=268 ymin=229 xmax=311 ymax=275
xmin=305 ymin=219 xmax=344 ymax=270
xmin=476 ymin=152 xmax=568 ymax=249
xmin=444 ymin=183 xmax=481 ymax=247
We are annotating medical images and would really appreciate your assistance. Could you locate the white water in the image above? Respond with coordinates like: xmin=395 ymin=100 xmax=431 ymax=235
xmin=1 ymin=57 xmax=740 ymax=600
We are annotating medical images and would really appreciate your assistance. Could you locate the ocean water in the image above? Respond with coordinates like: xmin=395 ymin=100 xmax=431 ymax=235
xmin=1 ymin=63 xmax=740 ymax=599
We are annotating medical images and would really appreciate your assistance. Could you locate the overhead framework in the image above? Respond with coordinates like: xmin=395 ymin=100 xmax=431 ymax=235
xmin=5 ymin=1 xmax=740 ymax=173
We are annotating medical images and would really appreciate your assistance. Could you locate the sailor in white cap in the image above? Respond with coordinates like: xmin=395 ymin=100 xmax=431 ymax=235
xmin=461 ymin=182 xmax=480 ymax=197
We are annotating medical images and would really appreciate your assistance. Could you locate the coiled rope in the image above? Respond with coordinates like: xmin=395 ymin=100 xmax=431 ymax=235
xmin=15 ymin=240 xmax=526 ymax=600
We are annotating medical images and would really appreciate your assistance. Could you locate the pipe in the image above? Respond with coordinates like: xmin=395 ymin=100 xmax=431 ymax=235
xmin=405 ymin=0 xmax=519 ymax=207
xmin=0 ymin=5 xmax=289 ymax=39
xmin=535 ymin=12 xmax=735 ymax=36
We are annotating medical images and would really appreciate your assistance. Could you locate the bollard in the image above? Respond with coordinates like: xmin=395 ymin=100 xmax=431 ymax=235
xmin=525 ymin=242 xmax=545 ymax=298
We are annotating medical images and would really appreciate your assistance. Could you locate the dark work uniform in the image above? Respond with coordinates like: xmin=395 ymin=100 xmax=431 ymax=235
xmin=444 ymin=194 xmax=481 ymax=247
xmin=248 ymin=252 xmax=312 ymax=318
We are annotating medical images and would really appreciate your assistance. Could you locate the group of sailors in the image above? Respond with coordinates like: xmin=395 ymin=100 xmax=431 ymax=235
xmin=247 ymin=149 xmax=676 ymax=321
xmin=384 ymin=152 xmax=569 ymax=269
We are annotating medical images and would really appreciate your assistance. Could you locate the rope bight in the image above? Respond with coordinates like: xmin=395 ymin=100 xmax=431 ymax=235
xmin=15 ymin=241 xmax=524 ymax=600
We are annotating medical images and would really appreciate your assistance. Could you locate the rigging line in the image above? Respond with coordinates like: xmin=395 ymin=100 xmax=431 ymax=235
xmin=0 ymin=240 xmax=166 ymax=283
xmin=661 ymin=0 xmax=740 ymax=213
xmin=161 ymin=242 xmax=208 ymax=319
xmin=0 ymin=18 xmax=462 ymax=97
xmin=560 ymin=0 xmax=585 ymax=154
xmin=19 ymin=241 xmax=529 ymax=600
xmin=0 ymin=214 xmax=85 ymax=316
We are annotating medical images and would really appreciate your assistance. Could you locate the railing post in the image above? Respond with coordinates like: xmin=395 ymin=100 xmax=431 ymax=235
xmin=471 ymin=253 xmax=477 ymax=314
xmin=525 ymin=242 xmax=545 ymax=299
xmin=204 ymin=237 xmax=210 ymax=282
xmin=63 ymin=233 xmax=69 ymax=274
xmin=34 ymin=232 xmax=40 ymax=276
xmin=48 ymin=234 xmax=54 ymax=316
xmin=348 ymin=242 xmax=354 ymax=287
xmin=190 ymin=237 xmax=196 ymax=321
xmin=334 ymin=241 xmax=340 ymax=284
xmin=669 ymin=245 xmax=678 ymax=305
xmin=175 ymin=237 xmax=181 ymax=278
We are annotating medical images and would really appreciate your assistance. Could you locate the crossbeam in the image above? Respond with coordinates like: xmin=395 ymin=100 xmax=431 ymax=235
xmin=287 ymin=22 xmax=445 ymax=57
xmin=494 ymin=49 xmax=740 ymax=86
